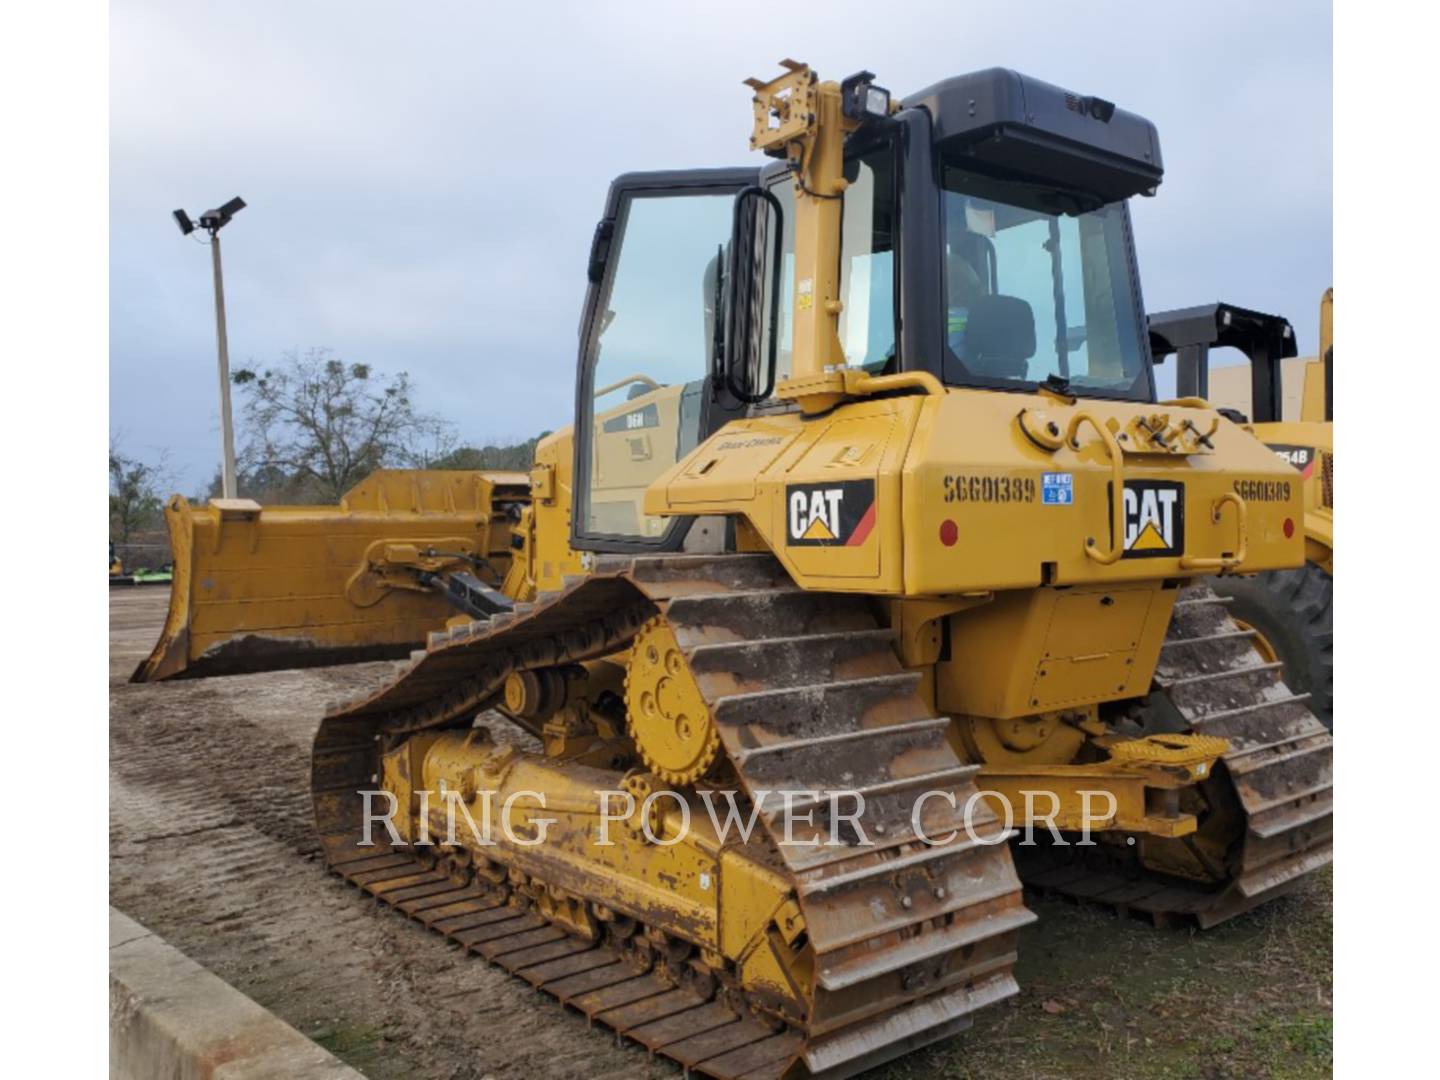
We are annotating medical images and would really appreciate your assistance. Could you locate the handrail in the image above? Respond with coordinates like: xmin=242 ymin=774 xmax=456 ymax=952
xmin=1181 ymin=492 xmax=1248 ymax=571
xmin=850 ymin=369 xmax=945 ymax=397
xmin=1066 ymin=412 xmax=1126 ymax=565
xmin=595 ymin=373 xmax=660 ymax=399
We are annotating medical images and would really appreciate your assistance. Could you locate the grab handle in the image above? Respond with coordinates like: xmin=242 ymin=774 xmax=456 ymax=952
xmin=1066 ymin=412 xmax=1125 ymax=565
xmin=1180 ymin=492 xmax=1248 ymax=571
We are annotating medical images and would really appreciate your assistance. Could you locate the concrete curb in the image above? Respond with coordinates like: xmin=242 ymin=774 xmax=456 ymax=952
xmin=110 ymin=907 xmax=365 ymax=1079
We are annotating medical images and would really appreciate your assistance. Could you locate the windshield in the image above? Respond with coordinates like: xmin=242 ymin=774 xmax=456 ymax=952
xmin=941 ymin=165 xmax=1151 ymax=399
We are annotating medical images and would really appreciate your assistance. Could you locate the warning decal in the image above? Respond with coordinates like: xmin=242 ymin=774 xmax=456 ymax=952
xmin=786 ymin=480 xmax=877 ymax=547
xmin=1121 ymin=480 xmax=1185 ymax=559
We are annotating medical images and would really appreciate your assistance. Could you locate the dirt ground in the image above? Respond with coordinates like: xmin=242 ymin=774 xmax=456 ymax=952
xmin=109 ymin=588 xmax=1331 ymax=1079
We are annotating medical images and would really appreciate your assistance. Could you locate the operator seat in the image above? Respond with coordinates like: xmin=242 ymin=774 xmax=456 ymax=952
xmin=965 ymin=293 xmax=1037 ymax=380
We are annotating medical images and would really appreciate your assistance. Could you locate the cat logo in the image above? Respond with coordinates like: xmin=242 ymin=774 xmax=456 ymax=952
xmin=1121 ymin=480 xmax=1185 ymax=559
xmin=786 ymin=480 xmax=877 ymax=547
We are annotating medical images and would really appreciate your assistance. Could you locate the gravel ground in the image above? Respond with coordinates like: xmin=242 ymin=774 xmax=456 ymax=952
xmin=110 ymin=588 xmax=1331 ymax=1079
xmin=110 ymin=588 xmax=669 ymax=1080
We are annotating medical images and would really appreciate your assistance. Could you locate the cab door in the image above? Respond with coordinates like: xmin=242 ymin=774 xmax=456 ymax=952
xmin=572 ymin=169 xmax=755 ymax=552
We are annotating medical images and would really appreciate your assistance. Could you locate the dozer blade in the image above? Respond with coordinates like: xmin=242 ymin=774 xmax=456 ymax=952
xmin=132 ymin=469 xmax=528 ymax=682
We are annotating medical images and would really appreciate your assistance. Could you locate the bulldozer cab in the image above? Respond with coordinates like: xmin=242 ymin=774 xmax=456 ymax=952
xmin=574 ymin=69 xmax=1166 ymax=553
xmin=757 ymin=136 xmax=1154 ymax=395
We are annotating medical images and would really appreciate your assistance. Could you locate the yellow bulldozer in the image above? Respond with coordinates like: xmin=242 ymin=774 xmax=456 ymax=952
xmin=137 ymin=62 xmax=1331 ymax=1077
xmin=1148 ymin=290 xmax=1333 ymax=726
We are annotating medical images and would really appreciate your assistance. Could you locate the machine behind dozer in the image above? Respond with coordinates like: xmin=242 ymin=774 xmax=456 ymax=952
xmin=140 ymin=60 xmax=1331 ymax=1078
xmin=1148 ymin=290 xmax=1333 ymax=725
xmin=132 ymin=469 xmax=529 ymax=680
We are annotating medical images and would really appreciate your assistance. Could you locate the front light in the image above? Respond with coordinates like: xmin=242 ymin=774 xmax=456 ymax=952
xmin=840 ymin=70 xmax=893 ymax=125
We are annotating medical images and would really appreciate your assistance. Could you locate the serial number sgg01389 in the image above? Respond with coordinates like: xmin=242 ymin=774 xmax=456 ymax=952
xmin=942 ymin=474 xmax=1037 ymax=504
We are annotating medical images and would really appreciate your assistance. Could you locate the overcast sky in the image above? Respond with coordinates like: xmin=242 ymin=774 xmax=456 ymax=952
xmin=111 ymin=0 xmax=1332 ymax=493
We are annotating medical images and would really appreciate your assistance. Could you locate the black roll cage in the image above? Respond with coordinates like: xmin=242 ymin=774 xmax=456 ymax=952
xmin=1147 ymin=302 xmax=1298 ymax=424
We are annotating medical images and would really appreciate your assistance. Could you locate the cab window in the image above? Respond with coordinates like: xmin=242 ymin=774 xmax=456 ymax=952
xmin=941 ymin=164 xmax=1150 ymax=399
xmin=580 ymin=191 xmax=734 ymax=539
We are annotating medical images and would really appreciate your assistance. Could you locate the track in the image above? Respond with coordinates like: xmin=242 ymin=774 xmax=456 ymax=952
xmin=313 ymin=554 xmax=1035 ymax=1079
xmin=1018 ymin=584 xmax=1333 ymax=927
xmin=310 ymin=562 xmax=1332 ymax=1073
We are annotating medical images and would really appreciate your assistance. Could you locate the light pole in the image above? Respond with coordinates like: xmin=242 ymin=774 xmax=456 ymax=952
xmin=174 ymin=197 xmax=246 ymax=499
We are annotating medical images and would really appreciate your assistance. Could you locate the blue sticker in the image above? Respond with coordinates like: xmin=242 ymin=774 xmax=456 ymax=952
xmin=1042 ymin=472 xmax=1073 ymax=505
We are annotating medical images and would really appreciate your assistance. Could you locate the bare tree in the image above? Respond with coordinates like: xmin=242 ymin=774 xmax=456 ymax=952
xmin=408 ymin=413 xmax=461 ymax=469
xmin=232 ymin=349 xmax=453 ymax=501
xmin=109 ymin=436 xmax=172 ymax=545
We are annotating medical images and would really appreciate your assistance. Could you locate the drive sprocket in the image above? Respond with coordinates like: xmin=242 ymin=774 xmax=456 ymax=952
xmin=624 ymin=615 xmax=720 ymax=786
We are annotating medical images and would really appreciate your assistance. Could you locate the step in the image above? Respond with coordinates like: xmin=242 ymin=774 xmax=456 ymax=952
xmin=664 ymin=590 xmax=876 ymax=646
xmin=713 ymin=672 xmax=931 ymax=743
xmin=687 ymin=628 xmax=901 ymax=696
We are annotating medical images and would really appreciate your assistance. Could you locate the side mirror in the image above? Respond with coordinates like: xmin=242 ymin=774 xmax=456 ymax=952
xmin=717 ymin=186 xmax=784 ymax=404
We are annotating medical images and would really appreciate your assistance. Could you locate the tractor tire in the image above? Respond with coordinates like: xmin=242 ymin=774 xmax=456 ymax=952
xmin=1209 ymin=564 xmax=1333 ymax=729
